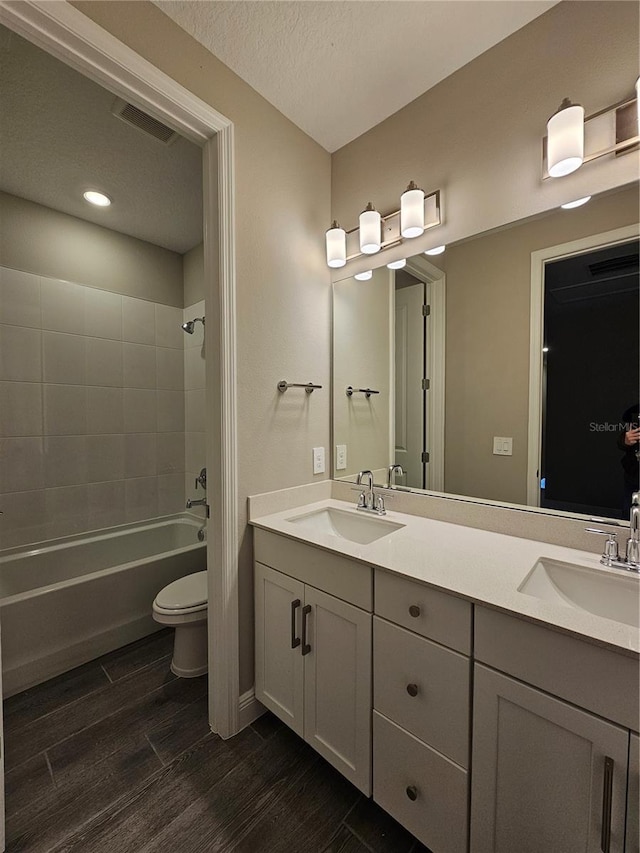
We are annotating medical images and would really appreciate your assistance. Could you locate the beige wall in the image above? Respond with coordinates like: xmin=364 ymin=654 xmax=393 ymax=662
xmin=333 ymin=268 xmax=392 ymax=478
xmin=0 ymin=191 xmax=184 ymax=306
xmin=331 ymin=2 xmax=639 ymax=262
xmin=183 ymin=243 xmax=205 ymax=307
xmin=441 ymin=184 xmax=639 ymax=504
xmin=73 ymin=1 xmax=332 ymax=693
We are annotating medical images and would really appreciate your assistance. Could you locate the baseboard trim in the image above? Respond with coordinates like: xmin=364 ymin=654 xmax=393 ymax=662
xmin=237 ymin=688 xmax=265 ymax=733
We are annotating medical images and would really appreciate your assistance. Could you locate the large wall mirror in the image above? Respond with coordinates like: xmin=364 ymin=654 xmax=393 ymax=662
xmin=332 ymin=183 xmax=639 ymax=522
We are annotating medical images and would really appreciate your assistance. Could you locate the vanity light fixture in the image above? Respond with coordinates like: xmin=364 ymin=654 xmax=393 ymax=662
xmin=542 ymin=81 xmax=639 ymax=180
xmin=359 ymin=203 xmax=382 ymax=254
xmin=425 ymin=245 xmax=445 ymax=256
xmin=354 ymin=270 xmax=372 ymax=281
xmin=387 ymin=258 xmax=407 ymax=270
xmin=83 ymin=190 xmax=112 ymax=207
xmin=560 ymin=196 xmax=591 ymax=210
xmin=326 ymin=220 xmax=347 ymax=268
xmin=546 ymin=98 xmax=584 ymax=178
xmin=400 ymin=181 xmax=425 ymax=238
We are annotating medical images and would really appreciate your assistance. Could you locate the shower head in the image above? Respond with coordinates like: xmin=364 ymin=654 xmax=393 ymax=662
xmin=181 ymin=316 xmax=205 ymax=335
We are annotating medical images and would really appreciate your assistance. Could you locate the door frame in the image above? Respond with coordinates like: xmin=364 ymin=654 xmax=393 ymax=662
xmin=0 ymin=0 xmax=240 ymax=738
xmin=405 ymin=256 xmax=446 ymax=491
xmin=526 ymin=223 xmax=640 ymax=507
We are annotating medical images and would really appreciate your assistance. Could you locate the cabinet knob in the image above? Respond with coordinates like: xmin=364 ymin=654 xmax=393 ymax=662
xmin=405 ymin=785 xmax=418 ymax=802
xmin=408 ymin=604 xmax=421 ymax=618
xmin=406 ymin=683 xmax=419 ymax=697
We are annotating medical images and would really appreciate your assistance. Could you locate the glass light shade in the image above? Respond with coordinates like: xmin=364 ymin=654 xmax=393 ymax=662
xmin=387 ymin=258 xmax=407 ymax=270
xmin=560 ymin=196 xmax=591 ymax=209
xmin=400 ymin=184 xmax=425 ymax=238
xmin=325 ymin=222 xmax=346 ymax=268
xmin=547 ymin=100 xmax=584 ymax=178
xmin=425 ymin=245 xmax=445 ymax=256
xmin=359 ymin=204 xmax=381 ymax=254
xmin=83 ymin=190 xmax=111 ymax=207
xmin=354 ymin=270 xmax=372 ymax=281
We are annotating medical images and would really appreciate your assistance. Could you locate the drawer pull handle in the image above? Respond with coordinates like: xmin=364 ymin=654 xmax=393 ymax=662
xmin=301 ymin=605 xmax=312 ymax=656
xmin=406 ymin=785 xmax=418 ymax=802
xmin=406 ymin=683 xmax=419 ymax=697
xmin=408 ymin=605 xmax=421 ymax=618
xmin=290 ymin=599 xmax=301 ymax=649
xmin=601 ymin=756 xmax=614 ymax=853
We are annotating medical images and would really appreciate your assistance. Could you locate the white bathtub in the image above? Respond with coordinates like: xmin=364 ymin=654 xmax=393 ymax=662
xmin=0 ymin=515 xmax=206 ymax=696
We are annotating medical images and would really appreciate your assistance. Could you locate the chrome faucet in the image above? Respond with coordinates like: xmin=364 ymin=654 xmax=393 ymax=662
xmin=386 ymin=464 xmax=405 ymax=489
xmin=355 ymin=470 xmax=386 ymax=515
xmin=585 ymin=491 xmax=640 ymax=573
xmin=187 ymin=467 xmax=209 ymax=517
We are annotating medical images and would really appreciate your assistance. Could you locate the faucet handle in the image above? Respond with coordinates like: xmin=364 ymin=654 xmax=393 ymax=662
xmin=375 ymin=494 xmax=386 ymax=515
xmin=585 ymin=528 xmax=619 ymax=560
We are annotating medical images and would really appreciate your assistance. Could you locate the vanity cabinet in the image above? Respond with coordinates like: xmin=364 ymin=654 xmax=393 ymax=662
xmin=372 ymin=569 xmax=472 ymax=853
xmin=254 ymin=529 xmax=373 ymax=794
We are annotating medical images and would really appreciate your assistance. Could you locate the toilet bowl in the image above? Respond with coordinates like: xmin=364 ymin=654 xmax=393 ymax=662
xmin=152 ymin=571 xmax=208 ymax=678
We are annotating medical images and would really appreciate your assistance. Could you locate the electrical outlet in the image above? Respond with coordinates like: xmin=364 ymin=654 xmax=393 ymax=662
xmin=493 ymin=437 xmax=513 ymax=456
xmin=336 ymin=444 xmax=347 ymax=470
xmin=312 ymin=446 xmax=325 ymax=474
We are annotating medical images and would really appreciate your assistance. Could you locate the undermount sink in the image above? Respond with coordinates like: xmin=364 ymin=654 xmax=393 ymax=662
xmin=518 ymin=557 xmax=640 ymax=628
xmin=286 ymin=507 xmax=405 ymax=545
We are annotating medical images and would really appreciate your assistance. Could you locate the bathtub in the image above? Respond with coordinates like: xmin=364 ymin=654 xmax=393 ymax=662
xmin=0 ymin=515 xmax=206 ymax=696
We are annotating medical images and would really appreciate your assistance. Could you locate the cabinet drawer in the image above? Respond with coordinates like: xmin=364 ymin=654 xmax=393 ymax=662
xmin=374 ymin=617 xmax=470 ymax=768
xmin=373 ymin=711 xmax=468 ymax=853
xmin=254 ymin=528 xmax=372 ymax=610
xmin=375 ymin=569 xmax=471 ymax=653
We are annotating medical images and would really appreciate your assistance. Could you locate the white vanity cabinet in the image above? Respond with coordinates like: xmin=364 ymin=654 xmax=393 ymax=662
xmin=254 ymin=529 xmax=373 ymax=794
xmin=471 ymin=607 xmax=640 ymax=853
xmin=372 ymin=569 xmax=472 ymax=853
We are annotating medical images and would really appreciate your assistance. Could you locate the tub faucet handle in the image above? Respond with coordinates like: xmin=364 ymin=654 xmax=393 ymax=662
xmin=195 ymin=467 xmax=207 ymax=491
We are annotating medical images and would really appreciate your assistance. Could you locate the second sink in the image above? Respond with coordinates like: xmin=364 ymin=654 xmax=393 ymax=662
xmin=518 ymin=557 xmax=640 ymax=628
xmin=286 ymin=507 xmax=404 ymax=545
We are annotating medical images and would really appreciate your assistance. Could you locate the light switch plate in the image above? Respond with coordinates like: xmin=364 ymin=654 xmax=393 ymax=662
xmin=493 ymin=437 xmax=513 ymax=456
xmin=336 ymin=444 xmax=347 ymax=470
xmin=313 ymin=446 xmax=325 ymax=474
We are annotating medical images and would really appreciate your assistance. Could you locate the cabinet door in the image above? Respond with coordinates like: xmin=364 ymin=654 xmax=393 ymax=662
xmin=471 ymin=665 xmax=629 ymax=853
xmin=303 ymin=585 xmax=372 ymax=794
xmin=254 ymin=563 xmax=305 ymax=737
xmin=627 ymin=732 xmax=639 ymax=853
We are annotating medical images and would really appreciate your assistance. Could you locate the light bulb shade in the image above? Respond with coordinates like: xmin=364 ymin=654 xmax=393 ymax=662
xmin=354 ymin=270 xmax=372 ymax=281
xmin=400 ymin=183 xmax=425 ymax=238
xmin=547 ymin=100 xmax=584 ymax=177
xmin=425 ymin=245 xmax=445 ymax=256
xmin=325 ymin=222 xmax=346 ymax=268
xmin=387 ymin=258 xmax=406 ymax=270
xmin=359 ymin=204 xmax=381 ymax=254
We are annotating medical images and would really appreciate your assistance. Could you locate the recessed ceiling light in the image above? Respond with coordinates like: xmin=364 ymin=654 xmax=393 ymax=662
xmin=83 ymin=190 xmax=112 ymax=207
xmin=560 ymin=196 xmax=591 ymax=210
xmin=387 ymin=259 xmax=407 ymax=270
xmin=425 ymin=245 xmax=445 ymax=256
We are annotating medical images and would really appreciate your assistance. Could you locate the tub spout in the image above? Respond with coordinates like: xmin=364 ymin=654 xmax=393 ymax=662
xmin=186 ymin=497 xmax=209 ymax=517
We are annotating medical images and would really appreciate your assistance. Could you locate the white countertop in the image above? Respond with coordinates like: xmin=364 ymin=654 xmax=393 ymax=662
xmin=250 ymin=498 xmax=640 ymax=657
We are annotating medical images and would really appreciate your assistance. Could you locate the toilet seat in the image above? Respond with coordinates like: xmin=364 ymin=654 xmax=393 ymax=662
xmin=153 ymin=571 xmax=207 ymax=613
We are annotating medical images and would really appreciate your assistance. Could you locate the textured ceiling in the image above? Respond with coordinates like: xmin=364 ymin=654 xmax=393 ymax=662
xmin=154 ymin=0 xmax=559 ymax=152
xmin=0 ymin=24 xmax=203 ymax=254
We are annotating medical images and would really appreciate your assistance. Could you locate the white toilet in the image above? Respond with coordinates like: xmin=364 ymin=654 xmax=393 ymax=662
xmin=152 ymin=571 xmax=208 ymax=678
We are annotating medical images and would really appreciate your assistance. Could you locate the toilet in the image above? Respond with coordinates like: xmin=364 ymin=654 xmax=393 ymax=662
xmin=152 ymin=571 xmax=208 ymax=677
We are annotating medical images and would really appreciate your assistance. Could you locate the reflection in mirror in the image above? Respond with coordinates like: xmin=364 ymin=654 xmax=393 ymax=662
xmin=332 ymin=183 xmax=640 ymax=521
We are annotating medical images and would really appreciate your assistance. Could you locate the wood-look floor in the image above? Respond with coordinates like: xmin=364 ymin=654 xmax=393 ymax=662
xmin=4 ymin=630 xmax=430 ymax=852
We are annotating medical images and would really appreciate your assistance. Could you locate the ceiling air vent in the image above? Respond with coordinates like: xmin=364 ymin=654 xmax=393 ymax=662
xmin=111 ymin=98 xmax=179 ymax=145
xmin=588 ymin=254 xmax=639 ymax=277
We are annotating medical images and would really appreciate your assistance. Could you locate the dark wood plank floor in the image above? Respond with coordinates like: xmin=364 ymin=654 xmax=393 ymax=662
xmin=4 ymin=630 xmax=429 ymax=852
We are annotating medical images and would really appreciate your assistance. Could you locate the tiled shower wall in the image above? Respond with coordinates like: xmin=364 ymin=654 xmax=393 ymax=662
xmin=0 ymin=266 xmax=186 ymax=548
xmin=183 ymin=299 xmax=206 ymax=520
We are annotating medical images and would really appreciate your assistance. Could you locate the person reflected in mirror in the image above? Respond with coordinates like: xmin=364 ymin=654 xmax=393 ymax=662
xmin=618 ymin=402 xmax=640 ymax=516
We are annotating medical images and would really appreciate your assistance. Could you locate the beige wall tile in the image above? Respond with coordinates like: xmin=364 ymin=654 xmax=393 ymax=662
xmin=0 ymin=268 xmax=41 ymax=328
xmin=124 ymin=433 xmax=157 ymax=478
xmin=0 ymin=382 xmax=43 ymax=436
xmin=41 ymin=279 xmax=86 ymax=334
xmin=86 ymin=434 xmax=125 ymax=483
xmin=185 ymin=389 xmax=205 ymax=432
xmin=43 ymin=435 xmax=87 ymax=488
xmin=158 ymin=472 xmax=185 ymax=515
xmin=0 ymin=437 xmax=44 ymax=493
xmin=85 ymin=288 xmax=123 ymax=340
xmin=43 ymin=332 xmax=86 ymax=385
xmin=184 ymin=345 xmax=205 ymax=391
xmin=125 ymin=476 xmax=158 ymax=522
xmin=123 ymin=343 xmax=156 ymax=389
xmin=0 ymin=488 xmax=47 ymax=549
xmin=87 ymin=480 xmax=126 ymax=530
xmin=86 ymin=386 xmax=124 ymax=434
xmin=122 ymin=296 xmax=155 ymax=345
xmin=44 ymin=384 xmax=87 ymax=435
xmin=157 ymin=431 xmax=185 ymax=475
xmin=123 ymin=388 xmax=157 ymax=433
xmin=157 ymin=390 xmax=185 ymax=433
xmin=85 ymin=338 xmax=123 ymax=387
xmin=155 ymin=304 xmax=183 ymax=349
xmin=185 ymin=430 xmax=206 ymax=474
xmin=44 ymin=484 xmax=88 ymax=538
xmin=156 ymin=347 xmax=183 ymax=391
xmin=0 ymin=325 xmax=42 ymax=382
